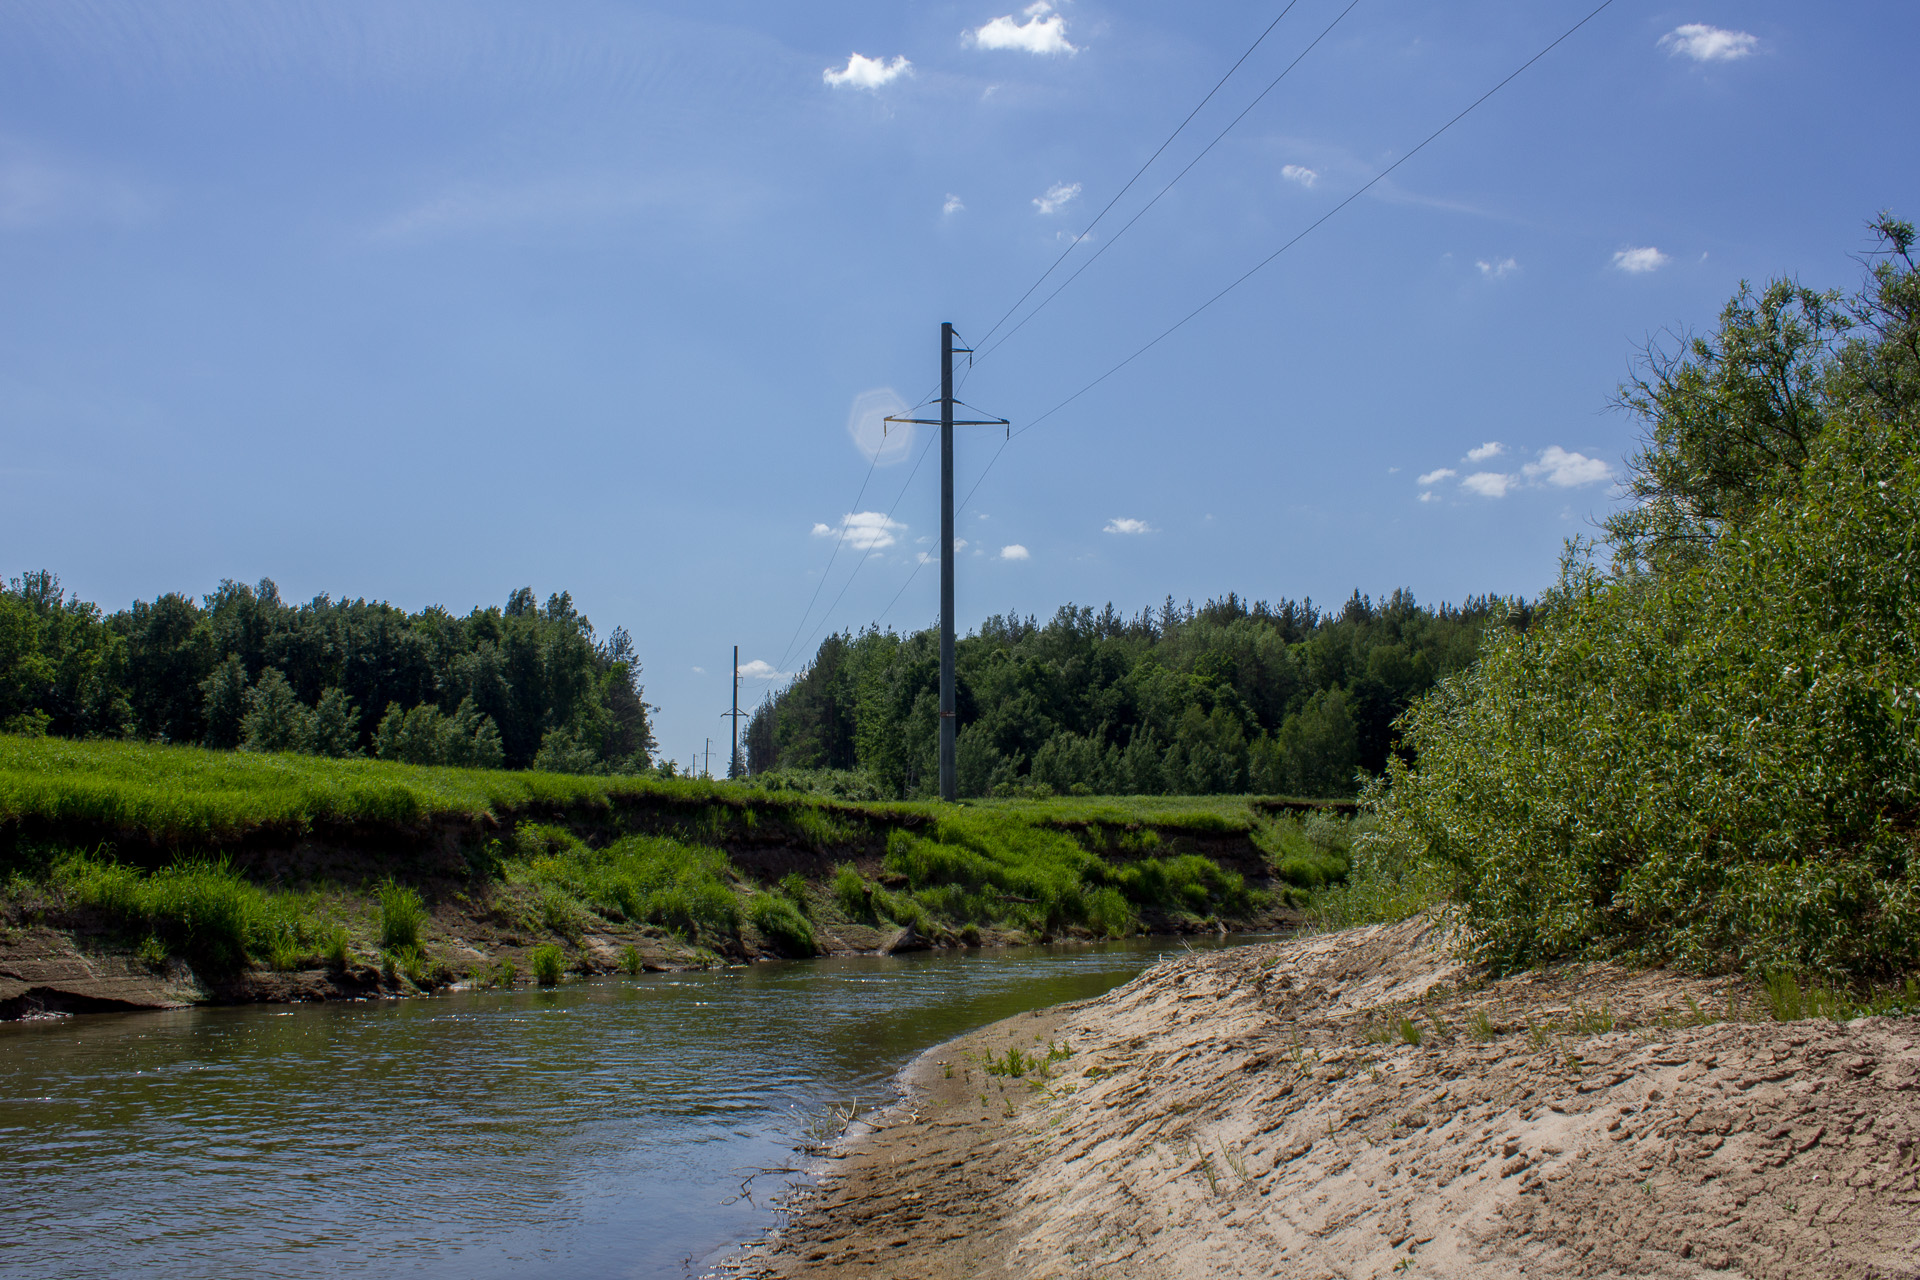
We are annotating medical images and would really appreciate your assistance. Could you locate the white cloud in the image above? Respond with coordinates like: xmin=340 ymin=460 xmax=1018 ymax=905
xmin=737 ymin=660 xmax=789 ymax=680
xmin=1466 ymin=442 xmax=1505 ymax=462
xmin=1418 ymin=491 xmax=1439 ymax=504
xmin=971 ymin=2 xmax=1078 ymax=55
xmin=1104 ymin=517 xmax=1153 ymax=535
xmin=1523 ymin=446 xmax=1614 ymax=488
xmin=1476 ymin=257 xmax=1518 ymax=278
xmin=943 ymin=193 xmax=965 ymax=215
xmin=1033 ymin=181 xmax=1081 ymax=215
xmin=999 ymin=544 xmax=1031 ymax=561
xmin=1416 ymin=468 xmax=1457 ymax=487
xmin=1461 ymin=472 xmax=1514 ymax=499
xmin=1613 ymin=246 xmax=1670 ymax=274
xmin=812 ymin=511 xmax=907 ymax=550
xmin=691 ymin=666 xmax=706 ymax=675
xmin=823 ymin=52 xmax=912 ymax=90
xmin=1659 ymin=24 xmax=1757 ymax=62
xmin=1281 ymin=164 xmax=1319 ymax=188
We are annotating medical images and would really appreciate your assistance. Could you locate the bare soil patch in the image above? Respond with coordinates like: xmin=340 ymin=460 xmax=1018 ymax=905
xmin=739 ymin=921 xmax=1920 ymax=1279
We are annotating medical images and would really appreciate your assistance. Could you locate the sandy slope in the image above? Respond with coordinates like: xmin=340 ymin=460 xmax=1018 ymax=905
xmin=739 ymin=920 xmax=1920 ymax=1279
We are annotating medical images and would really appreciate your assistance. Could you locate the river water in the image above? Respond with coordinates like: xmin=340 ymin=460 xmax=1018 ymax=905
xmin=0 ymin=937 xmax=1244 ymax=1280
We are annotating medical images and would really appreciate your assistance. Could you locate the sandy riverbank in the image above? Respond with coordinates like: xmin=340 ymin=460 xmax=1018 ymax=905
xmin=736 ymin=919 xmax=1920 ymax=1279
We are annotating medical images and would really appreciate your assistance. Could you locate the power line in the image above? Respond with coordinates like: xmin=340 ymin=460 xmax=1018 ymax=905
xmin=790 ymin=423 xmax=939 ymax=662
xmin=942 ymin=0 xmax=1616 ymax=537
xmin=773 ymin=380 xmax=941 ymax=673
xmin=1013 ymin=0 xmax=1619 ymax=442
xmin=971 ymin=0 xmax=1308 ymax=353
xmin=774 ymin=451 xmax=878 ymax=673
xmin=976 ymin=0 xmax=1364 ymax=364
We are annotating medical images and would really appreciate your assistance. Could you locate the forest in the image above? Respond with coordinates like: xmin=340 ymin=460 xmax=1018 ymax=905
xmin=0 ymin=577 xmax=654 ymax=774
xmin=746 ymin=590 xmax=1512 ymax=799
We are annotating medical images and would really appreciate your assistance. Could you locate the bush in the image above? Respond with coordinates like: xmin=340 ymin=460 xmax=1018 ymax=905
xmin=619 ymin=943 xmax=642 ymax=975
xmin=1366 ymin=409 xmax=1920 ymax=979
xmin=529 ymin=944 xmax=564 ymax=985
xmin=378 ymin=879 xmax=426 ymax=949
xmin=747 ymin=892 xmax=817 ymax=956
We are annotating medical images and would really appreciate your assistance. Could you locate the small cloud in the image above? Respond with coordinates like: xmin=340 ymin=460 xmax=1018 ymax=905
xmin=813 ymin=511 xmax=907 ymax=550
xmin=1613 ymin=246 xmax=1670 ymax=274
xmin=999 ymin=544 xmax=1030 ymax=561
xmin=1659 ymin=24 xmax=1757 ymax=62
xmin=823 ymin=52 xmax=913 ymax=90
xmin=737 ymin=660 xmax=790 ymax=680
xmin=1523 ymin=446 xmax=1614 ymax=488
xmin=954 ymin=538 xmax=968 ymax=552
xmin=1281 ymin=164 xmax=1319 ymax=188
xmin=1033 ymin=181 xmax=1081 ymax=215
xmin=1476 ymin=257 xmax=1519 ymax=278
xmin=1461 ymin=472 xmax=1514 ymax=499
xmin=1103 ymin=517 xmax=1153 ymax=535
xmin=1465 ymin=442 xmax=1505 ymax=463
xmin=1418 ymin=491 xmax=1439 ymax=504
xmin=1416 ymin=468 xmax=1457 ymax=487
xmin=970 ymin=2 xmax=1078 ymax=55
xmin=691 ymin=666 xmax=706 ymax=675
xmin=943 ymin=193 xmax=965 ymax=215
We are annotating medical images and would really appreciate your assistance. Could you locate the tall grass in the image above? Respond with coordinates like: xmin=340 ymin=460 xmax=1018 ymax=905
xmin=509 ymin=825 xmax=739 ymax=942
xmin=53 ymin=852 xmax=337 ymax=972
xmin=377 ymin=879 xmax=426 ymax=949
xmin=746 ymin=892 xmax=817 ymax=956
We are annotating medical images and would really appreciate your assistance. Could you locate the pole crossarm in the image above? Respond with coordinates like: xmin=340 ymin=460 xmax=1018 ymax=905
xmin=883 ymin=416 xmax=1007 ymax=428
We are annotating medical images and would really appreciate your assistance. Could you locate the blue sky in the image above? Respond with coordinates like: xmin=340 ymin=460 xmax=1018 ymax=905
xmin=3 ymin=1 xmax=1915 ymax=770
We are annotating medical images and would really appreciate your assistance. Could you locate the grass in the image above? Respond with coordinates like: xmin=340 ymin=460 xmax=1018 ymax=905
xmin=377 ymin=879 xmax=426 ymax=949
xmin=1 ymin=735 xmax=1322 ymax=985
xmin=529 ymin=944 xmax=564 ymax=986
xmin=747 ymin=891 xmax=817 ymax=956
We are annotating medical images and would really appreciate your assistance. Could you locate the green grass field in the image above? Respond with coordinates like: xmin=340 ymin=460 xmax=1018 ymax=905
xmin=1 ymin=734 xmax=1353 ymax=982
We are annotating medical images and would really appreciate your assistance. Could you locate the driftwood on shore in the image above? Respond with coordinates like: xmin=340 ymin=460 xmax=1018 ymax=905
xmin=739 ymin=919 xmax=1920 ymax=1280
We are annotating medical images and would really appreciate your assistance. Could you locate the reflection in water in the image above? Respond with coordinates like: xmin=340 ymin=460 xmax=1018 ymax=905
xmin=0 ymin=937 xmax=1249 ymax=1280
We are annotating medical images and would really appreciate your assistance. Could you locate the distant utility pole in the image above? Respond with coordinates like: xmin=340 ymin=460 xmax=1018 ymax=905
xmin=721 ymin=645 xmax=748 ymax=778
xmin=886 ymin=322 xmax=1007 ymax=802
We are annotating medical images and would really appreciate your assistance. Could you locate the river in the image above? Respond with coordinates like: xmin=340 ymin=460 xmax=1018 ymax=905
xmin=0 ymin=937 xmax=1249 ymax=1280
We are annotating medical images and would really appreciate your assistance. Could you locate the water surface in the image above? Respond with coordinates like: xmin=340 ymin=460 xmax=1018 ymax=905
xmin=0 ymin=937 xmax=1247 ymax=1279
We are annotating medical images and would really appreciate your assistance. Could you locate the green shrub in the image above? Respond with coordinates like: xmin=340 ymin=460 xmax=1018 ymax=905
xmin=529 ymin=944 xmax=564 ymax=985
xmin=1365 ymin=409 xmax=1920 ymax=979
xmin=378 ymin=879 xmax=426 ymax=949
xmin=747 ymin=892 xmax=817 ymax=956
xmin=619 ymin=943 xmax=643 ymax=975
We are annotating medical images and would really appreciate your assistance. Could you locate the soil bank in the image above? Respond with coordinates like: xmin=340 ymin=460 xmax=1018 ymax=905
xmin=736 ymin=919 xmax=1920 ymax=1279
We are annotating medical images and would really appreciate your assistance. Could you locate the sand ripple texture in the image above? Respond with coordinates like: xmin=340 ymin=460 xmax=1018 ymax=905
xmin=744 ymin=920 xmax=1920 ymax=1280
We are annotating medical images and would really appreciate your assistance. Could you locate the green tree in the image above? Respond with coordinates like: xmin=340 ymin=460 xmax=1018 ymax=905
xmin=239 ymin=668 xmax=312 ymax=753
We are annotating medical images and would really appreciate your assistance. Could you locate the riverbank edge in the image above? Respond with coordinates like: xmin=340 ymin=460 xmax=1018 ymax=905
xmin=731 ymin=920 xmax=1920 ymax=1279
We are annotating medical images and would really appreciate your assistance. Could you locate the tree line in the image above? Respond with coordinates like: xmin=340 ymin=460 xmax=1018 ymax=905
xmin=746 ymin=591 xmax=1512 ymax=799
xmin=0 ymin=576 xmax=654 ymax=773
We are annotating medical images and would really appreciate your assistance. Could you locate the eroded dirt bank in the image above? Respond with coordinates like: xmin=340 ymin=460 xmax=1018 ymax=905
xmin=738 ymin=920 xmax=1920 ymax=1279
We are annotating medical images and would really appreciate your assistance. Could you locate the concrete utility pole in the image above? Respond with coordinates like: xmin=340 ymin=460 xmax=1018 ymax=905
xmin=885 ymin=323 xmax=1007 ymax=802
xmin=721 ymin=645 xmax=748 ymax=778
